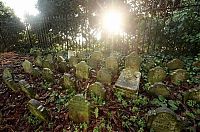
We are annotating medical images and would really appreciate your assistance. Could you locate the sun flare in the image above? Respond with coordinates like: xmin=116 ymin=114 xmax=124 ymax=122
xmin=103 ymin=10 xmax=123 ymax=33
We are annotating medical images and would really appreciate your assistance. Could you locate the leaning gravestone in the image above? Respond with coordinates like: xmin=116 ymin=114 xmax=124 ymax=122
xmin=148 ymin=66 xmax=166 ymax=84
xmin=28 ymin=99 xmax=49 ymax=121
xmin=184 ymin=86 xmax=200 ymax=103
xmin=88 ymin=51 xmax=103 ymax=69
xmin=147 ymin=107 xmax=181 ymax=132
xmin=35 ymin=56 xmax=43 ymax=67
xmin=171 ymin=69 xmax=188 ymax=85
xmin=22 ymin=60 xmax=33 ymax=74
xmin=61 ymin=73 xmax=75 ymax=91
xmin=97 ymin=68 xmax=112 ymax=85
xmin=115 ymin=68 xmax=141 ymax=98
xmin=3 ymin=68 xmax=18 ymax=91
xmin=75 ymin=61 xmax=89 ymax=80
xmin=19 ymin=80 xmax=35 ymax=99
xmin=88 ymin=82 xmax=106 ymax=99
xmin=167 ymin=59 xmax=184 ymax=70
xmin=69 ymin=56 xmax=78 ymax=67
xmin=68 ymin=94 xmax=90 ymax=123
xmin=105 ymin=56 xmax=119 ymax=75
xmin=149 ymin=82 xmax=171 ymax=97
xmin=42 ymin=68 xmax=54 ymax=82
xmin=125 ymin=52 xmax=142 ymax=72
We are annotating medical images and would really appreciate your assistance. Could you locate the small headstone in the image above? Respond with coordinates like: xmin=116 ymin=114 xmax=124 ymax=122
xmin=184 ymin=86 xmax=200 ymax=103
xmin=148 ymin=66 xmax=166 ymax=84
xmin=61 ymin=73 xmax=75 ymax=91
xmin=46 ymin=54 xmax=53 ymax=63
xmin=88 ymin=51 xmax=103 ymax=69
xmin=3 ymin=68 xmax=12 ymax=80
xmin=42 ymin=68 xmax=54 ymax=82
xmin=69 ymin=56 xmax=78 ymax=67
xmin=149 ymin=82 xmax=171 ymax=97
xmin=115 ymin=68 xmax=141 ymax=98
xmin=68 ymin=94 xmax=90 ymax=123
xmin=147 ymin=107 xmax=181 ymax=132
xmin=3 ymin=77 xmax=19 ymax=91
xmin=58 ymin=61 xmax=69 ymax=73
xmin=105 ymin=56 xmax=119 ymax=75
xmin=75 ymin=61 xmax=89 ymax=80
xmin=97 ymin=68 xmax=112 ymax=85
xmin=125 ymin=52 xmax=142 ymax=72
xmin=28 ymin=99 xmax=49 ymax=121
xmin=171 ymin=69 xmax=188 ymax=85
xmin=43 ymin=60 xmax=54 ymax=70
xmin=22 ymin=60 xmax=33 ymax=74
xmin=19 ymin=80 xmax=35 ymax=99
xmin=167 ymin=59 xmax=184 ymax=70
xmin=31 ymin=67 xmax=41 ymax=77
xmin=35 ymin=56 xmax=43 ymax=67
xmin=88 ymin=82 xmax=106 ymax=99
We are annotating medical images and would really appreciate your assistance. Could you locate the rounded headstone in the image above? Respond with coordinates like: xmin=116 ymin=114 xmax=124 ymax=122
xmin=105 ymin=56 xmax=119 ymax=75
xmin=61 ymin=73 xmax=75 ymax=91
xmin=75 ymin=61 xmax=89 ymax=80
xmin=125 ymin=52 xmax=142 ymax=72
xmin=167 ymin=59 xmax=184 ymax=70
xmin=88 ymin=82 xmax=106 ymax=99
xmin=184 ymin=86 xmax=200 ymax=103
xmin=42 ymin=68 xmax=54 ymax=82
xmin=19 ymin=80 xmax=35 ymax=98
xmin=148 ymin=66 xmax=166 ymax=84
xmin=97 ymin=68 xmax=112 ymax=85
xmin=35 ymin=56 xmax=43 ymax=67
xmin=171 ymin=69 xmax=188 ymax=85
xmin=32 ymin=67 xmax=41 ymax=77
xmin=149 ymin=82 xmax=171 ymax=97
xmin=22 ymin=60 xmax=33 ymax=74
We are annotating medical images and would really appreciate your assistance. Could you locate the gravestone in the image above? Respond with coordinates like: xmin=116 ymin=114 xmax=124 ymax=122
xmin=97 ymin=68 xmax=112 ymax=85
xmin=75 ymin=61 xmax=89 ymax=80
xmin=148 ymin=66 xmax=166 ymax=84
xmin=56 ymin=56 xmax=65 ymax=64
xmin=35 ymin=56 xmax=43 ymax=67
xmin=125 ymin=52 xmax=142 ymax=72
xmin=3 ymin=68 xmax=12 ymax=80
xmin=28 ymin=99 xmax=49 ymax=121
xmin=43 ymin=60 xmax=54 ymax=70
xmin=171 ymin=69 xmax=188 ymax=85
xmin=68 ymin=94 xmax=90 ymax=123
xmin=147 ymin=107 xmax=181 ymax=132
xmin=42 ymin=68 xmax=54 ymax=82
xmin=32 ymin=67 xmax=41 ymax=77
xmin=22 ymin=60 xmax=33 ymax=74
xmin=105 ymin=56 xmax=119 ymax=75
xmin=69 ymin=56 xmax=78 ymax=67
xmin=88 ymin=51 xmax=103 ymax=69
xmin=115 ymin=68 xmax=141 ymax=98
xmin=58 ymin=61 xmax=69 ymax=73
xmin=46 ymin=54 xmax=53 ymax=63
xmin=61 ymin=73 xmax=75 ymax=91
xmin=149 ymin=82 xmax=171 ymax=97
xmin=167 ymin=59 xmax=184 ymax=70
xmin=3 ymin=68 xmax=18 ymax=91
xmin=184 ymin=86 xmax=200 ymax=103
xmin=88 ymin=82 xmax=106 ymax=99
xmin=19 ymin=80 xmax=35 ymax=99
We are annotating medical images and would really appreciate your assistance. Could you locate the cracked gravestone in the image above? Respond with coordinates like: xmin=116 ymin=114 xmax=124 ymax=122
xmin=147 ymin=107 xmax=182 ymax=132
xmin=125 ymin=52 xmax=142 ymax=72
xmin=171 ymin=69 xmax=188 ymax=85
xmin=149 ymin=82 xmax=171 ymax=97
xmin=3 ymin=68 xmax=18 ymax=91
xmin=75 ymin=61 xmax=89 ymax=80
xmin=22 ymin=60 xmax=33 ymax=74
xmin=88 ymin=51 xmax=103 ymax=69
xmin=105 ymin=56 xmax=119 ymax=75
xmin=28 ymin=99 xmax=49 ymax=121
xmin=148 ymin=66 xmax=166 ymax=84
xmin=167 ymin=59 xmax=184 ymax=70
xmin=42 ymin=68 xmax=54 ymax=82
xmin=35 ymin=56 xmax=43 ymax=67
xmin=88 ymin=82 xmax=106 ymax=99
xmin=68 ymin=94 xmax=90 ymax=123
xmin=184 ymin=86 xmax=200 ymax=103
xmin=69 ymin=56 xmax=78 ymax=67
xmin=97 ymin=68 xmax=112 ymax=85
xmin=19 ymin=80 xmax=35 ymax=99
xmin=61 ymin=73 xmax=75 ymax=91
xmin=115 ymin=68 xmax=141 ymax=98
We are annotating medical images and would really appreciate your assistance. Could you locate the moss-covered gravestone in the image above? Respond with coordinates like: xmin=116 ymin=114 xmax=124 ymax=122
xmin=19 ymin=80 xmax=35 ymax=98
xmin=42 ymin=60 xmax=54 ymax=70
xmin=28 ymin=99 xmax=49 ymax=121
xmin=69 ymin=56 xmax=78 ymax=67
xmin=61 ymin=73 xmax=75 ymax=91
xmin=46 ymin=54 xmax=53 ymax=63
xmin=22 ymin=60 xmax=33 ymax=74
xmin=125 ymin=52 xmax=142 ymax=72
xmin=88 ymin=51 xmax=103 ymax=69
xmin=184 ymin=86 xmax=200 ymax=103
xmin=171 ymin=69 xmax=188 ymax=85
xmin=58 ymin=61 xmax=69 ymax=73
xmin=167 ymin=59 xmax=184 ymax=70
xmin=148 ymin=67 xmax=166 ymax=84
xmin=147 ymin=107 xmax=181 ymax=132
xmin=88 ymin=82 xmax=106 ymax=99
xmin=149 ymin=82 xmax=171 ymax=97
xmin=75 ymin=61 xmax=89 ymax=80
xmin=115 ymin=68 xmax=141 ymax=98
xmin=35 ymin=56 xmax=43 ymax=67
xmin=105 ymin=56 xmax=119 ymax=75
xmin=68 ymin=94 xmax=90 ymax=123
xmin=42 ymin=68 xmax=54 ymax=82
xmin=31 ymin=67 xmax=41 ymax=77
xmin=3 ymin=68 xmax=18 ymax=91
xmin=97 ymin=68 xmax=112 ymax=85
